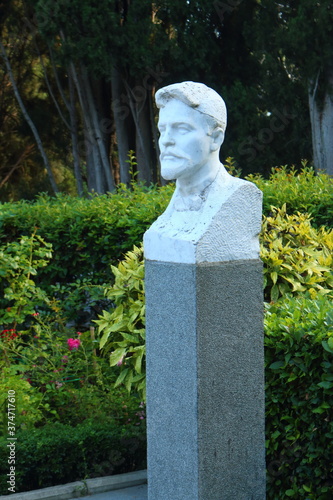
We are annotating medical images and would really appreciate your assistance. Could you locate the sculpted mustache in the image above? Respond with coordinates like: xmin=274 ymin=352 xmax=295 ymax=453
xmin=160 ymin=152 xmax=192 ymax=160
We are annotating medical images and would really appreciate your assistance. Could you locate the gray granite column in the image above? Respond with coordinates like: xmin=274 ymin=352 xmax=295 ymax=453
xmin=145 ymin=259 xmax=265 ymax=500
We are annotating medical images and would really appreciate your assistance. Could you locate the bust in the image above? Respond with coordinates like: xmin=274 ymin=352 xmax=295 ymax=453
xmin=144 ymin=81 xmax=262 ymax=264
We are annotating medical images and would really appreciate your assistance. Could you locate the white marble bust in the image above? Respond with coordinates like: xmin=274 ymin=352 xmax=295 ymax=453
xmin=144 ymin=81 xmax=262 ymax=264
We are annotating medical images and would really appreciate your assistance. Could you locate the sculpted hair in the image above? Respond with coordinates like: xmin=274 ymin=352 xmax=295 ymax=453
xmin=155 ymin=81 xmax=227 ymax=133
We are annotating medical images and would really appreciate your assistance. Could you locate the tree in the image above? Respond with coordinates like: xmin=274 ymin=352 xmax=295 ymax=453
xmin=2 ymin=0 xmax=326 ymax=200
xmin=0 ymin=0 xmax=62 ymax=198
xmin=251 ymin=0 xmax=333 ymax=174
xmin=0 ymin=39 xmax=58 ymax=194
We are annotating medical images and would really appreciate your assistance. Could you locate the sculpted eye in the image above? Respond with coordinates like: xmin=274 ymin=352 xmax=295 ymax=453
xmin=177 ymin=125 xmax=191 ymax=133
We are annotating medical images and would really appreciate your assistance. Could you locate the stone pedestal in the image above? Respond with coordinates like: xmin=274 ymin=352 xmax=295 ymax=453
xmin=145 ymin=259 xmax=265 ymax=500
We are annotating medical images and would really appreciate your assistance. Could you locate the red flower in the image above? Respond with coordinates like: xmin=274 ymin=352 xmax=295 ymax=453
xmin=67 ymin=338 xmax=81 ymax=351
xmin=1 ymin=329 xmax=18 ymax=340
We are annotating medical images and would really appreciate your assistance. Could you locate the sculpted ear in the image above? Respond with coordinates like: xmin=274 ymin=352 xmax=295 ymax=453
xmin=210 ymin=127 xmax=224 ymax=152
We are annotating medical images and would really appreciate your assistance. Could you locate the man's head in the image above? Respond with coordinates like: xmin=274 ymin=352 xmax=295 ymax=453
xmin=155 ymin=82 xmax=227 ymax=182
xmin=156 ymin=81 xmax=227 ymax=134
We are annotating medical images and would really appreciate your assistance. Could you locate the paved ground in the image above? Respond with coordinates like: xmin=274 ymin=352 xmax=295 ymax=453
xmin=74 ymin=484 xmax=147 ymax=500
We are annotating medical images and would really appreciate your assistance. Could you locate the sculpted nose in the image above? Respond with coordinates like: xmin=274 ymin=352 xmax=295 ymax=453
xmin=160 ymin=128 xmax=175 ymax=146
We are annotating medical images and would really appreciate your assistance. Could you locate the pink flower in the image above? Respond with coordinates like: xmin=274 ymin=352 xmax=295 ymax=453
xmin=117 ymin=356 xmax=124 ymax=366
xmin=67 ymin=338 xmax=81 ymax=351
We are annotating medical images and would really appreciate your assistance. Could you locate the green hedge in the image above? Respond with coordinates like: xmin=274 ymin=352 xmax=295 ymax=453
xmin=265 ymin=294 xmax=333 ymax=499
xmin=0 ymin=420 xmax=146 ymax=495
xmin=0 ymin=165 xmax=332 ymax=294
xmin=247 ymin=164 xmax=333 ymax=228
xmin=0 ymin=184 xmax=173 ymax=289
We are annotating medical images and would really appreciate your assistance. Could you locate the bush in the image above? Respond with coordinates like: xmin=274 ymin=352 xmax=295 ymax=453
xmin=0 ymin=295 xmax=146 ymax=427
xmin=1 ymin=163 xmax=332 ymax=296
xmin=247 ymin=163 xmax=333 ymax=228
xmin=0 ymin=163 xmax=332 ymax=329
xmin=96 ymin=245 xmax=145 ymax=400
xmin=0 ymin=231 xmax=52 ymax=329
xmin=0 ymin=184 xmax=172 ymax=329
xmin=0 ymin=368 xmax=44 ymax=433
xmin=265 ymin=294 xmax=333 ymax=499
xmin=0 ymin=419 xmax=146 ymax=494
xmin=0 ymin=184 xmax=173 ymax=290
xmin=261 ymin=205 xmax=333 ymax=302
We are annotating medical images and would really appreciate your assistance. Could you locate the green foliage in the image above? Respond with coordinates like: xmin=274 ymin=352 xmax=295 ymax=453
xmin=0 ymin=419 xmax=146 ymax=494
xmin=0 ymin=367 xmax=44 ymax=433
xmin=265 ymin=294 xmax=333 ymax=499
xmin=261 ymin=205 xmax=333 ymax=302
xmin=96 ymin=245 xmax=146 ymax=400
xmin=0 ymin=185 xmax=173 ymax=291
xmin=0 ymin=234 xmax=146 ymax=428
xmin=0 ymin=230 xmax=52 ymax=328
xmin=247 ymin=164 xmax=333 ymax=228
xmin=0 ymin=165 xmax=331 ymax=323
xmin=224 ymin=156 xmax=242 ymax=178
xmin=0 ymin=308 xmax=142 ymax=427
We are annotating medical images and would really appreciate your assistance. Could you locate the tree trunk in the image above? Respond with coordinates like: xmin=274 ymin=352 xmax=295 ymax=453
xmin=71 ymin=63 xmax=114 ymax=193
xmin=148 ymin=86 xmax=160 ymax=184
xmin=308 ymin=70 xmax=333 ymax=176
xmin=111 ymin=67 xmax=134 ymax=185
xmin=81 ymin=66 xmax=115 ymax=192
xmin=0 ymin=40 xmax=59 ymax=194
xmin=135 ymin=95 xmax=154 ymax=184
xmin=68 ymin=71 xmax=84 ymax=196
xmin=124 ymin=80 xmax=154 ymax=184
xmin=70 ymin=62 xmax=100 ymax=192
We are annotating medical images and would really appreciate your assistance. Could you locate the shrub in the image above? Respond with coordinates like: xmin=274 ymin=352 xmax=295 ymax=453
xmin=1 ymin=163 xmax=332 ymax=330
xmin=96 ymin=245 xmax=146 ymax=400
xmin=0 ymin=303 xmax=145 ymax=427
xmin=247 ymin=163 xmax=333 ymax=228
xmin=0 ymin=164 xmax=332 ymax=298
xmin=265 ymin=294 xmax=333 ymax=499
xmin=261 ymin=205 xmax=333 ymax=302
xmin=0 ymin=419 xmax=146 ymax=494
xmin=0 ymin=184 xmax=173 ymax=290
xmin=0 ymin=368 xmax=44 ymax=433
xmin=0 ymin=231 xmax=52 ymax=329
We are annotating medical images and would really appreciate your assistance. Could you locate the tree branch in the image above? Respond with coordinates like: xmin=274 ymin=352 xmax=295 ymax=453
xmin=0 ymin=144 xmax=34 ymax=189
xmin=0 ymin=39 xmax=59 ymax=193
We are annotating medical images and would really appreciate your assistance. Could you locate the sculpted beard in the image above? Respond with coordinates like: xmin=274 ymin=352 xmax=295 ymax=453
xmin=160 ymin=151 xmax=193 ymax=181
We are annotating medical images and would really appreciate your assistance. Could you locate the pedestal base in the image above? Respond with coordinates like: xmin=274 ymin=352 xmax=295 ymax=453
xmin=145 ymin=259 xmax=265 ymax=500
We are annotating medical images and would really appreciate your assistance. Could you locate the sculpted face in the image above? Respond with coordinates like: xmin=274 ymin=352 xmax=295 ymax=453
xmin=158 ymin=99 xmax=215 ymax=181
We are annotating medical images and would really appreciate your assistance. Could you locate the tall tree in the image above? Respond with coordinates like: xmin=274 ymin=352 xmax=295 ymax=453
xmin=0 ymin=40 xmax=58 ymax=193
xmin=0 ymin=0 xmax=63 ymax=198
xmin=251 ymin=0 xmax=333 ymax=174
xmin=2 ymin=0 xmax=324 ymax=200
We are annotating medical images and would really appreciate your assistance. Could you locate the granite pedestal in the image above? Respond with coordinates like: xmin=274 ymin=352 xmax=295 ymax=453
xmin=145 ymin=259 xmax=265 ymax=500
